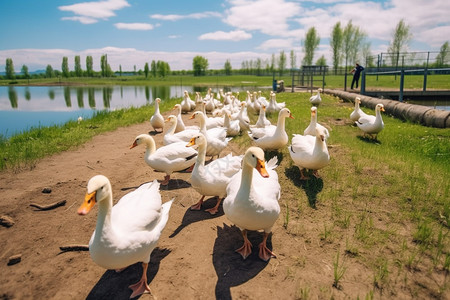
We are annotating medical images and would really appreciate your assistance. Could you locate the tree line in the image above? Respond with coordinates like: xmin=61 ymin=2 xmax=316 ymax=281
xmin=3 ymin=19 xmax=449 ymax=80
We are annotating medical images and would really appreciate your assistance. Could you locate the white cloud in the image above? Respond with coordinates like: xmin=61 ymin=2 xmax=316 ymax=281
xmin=198 ymin=30 xmax=252 ymax=41
xmin=257 ymin=38 xmax=295 ymax=50
xmin=168 ymin=35 xmax=181 ymax=39
xmin=59 ymin=0 xmax=130 ymax=23
xmin=223 ymin=0 xmax=301 ymax=36
xmin=114 ymin=23 xmax=154 ymax=30
xmin=150 ymin=11 xmax=221 ymax=21
xmin=61 ymin=16 xmax=98 ymax=24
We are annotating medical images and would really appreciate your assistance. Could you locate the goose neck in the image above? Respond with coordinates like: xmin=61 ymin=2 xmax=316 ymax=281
xmin=94 ymin=187 xmax=113 ymax=241
xmin=238 ymin=163 xmax=253 ymax=198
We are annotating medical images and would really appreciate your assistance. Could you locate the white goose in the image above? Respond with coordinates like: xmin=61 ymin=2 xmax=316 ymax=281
xmin=248 ymin=107 xmax=294 ymax=151
xmin=78 ymin=175 xmax=173 ymax=298
xmin=289 ymin=127 xmax=330 ymax=180
xmin=309 ymin=88 xmax=322 ymax=106
xmin=349 ymin=97 xmax=368 ymax=122
xmin=150 ymin=98 xmax=164 ymax=132
xmin=172 ymin=104 xmax=199 ymax=133
xmin=181 ymin=91 xmax=195 ymax=113
xmin=266 ymin=92 xmax=285 ymax=114
xmin=232 ymin=102 xmax=250 ymax=131
xmin=190 ymin=111 xmax=231 ymax=159
xmin=223 ymin=147 xmax=280 ymax=261
xmin=130 ymin=134 xmax=197 ymax=185
xmin=304 ymin=106 xmax=330 ymax=140
xmin=223 ymin=111 xmax=241 ymax=137
xmin=186 ymin=134 xmax=242 ymax=215
xmin=356 ymin=103 xmax=385 ymax=139
xmin=163 ymin=115 xmax=199 ymax=145
xmin=251 ymin=104 xmax=271 ymax=128
xmin=200 ymin=101 xmax=224 ymax=130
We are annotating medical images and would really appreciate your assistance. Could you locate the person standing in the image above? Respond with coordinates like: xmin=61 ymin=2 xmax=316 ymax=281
xmin=350 ymin=63 xmax=364 ymax=90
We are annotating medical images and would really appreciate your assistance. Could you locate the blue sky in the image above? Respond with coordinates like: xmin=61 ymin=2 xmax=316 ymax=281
xmin=0 ymin=0 xmax=449 ymax=71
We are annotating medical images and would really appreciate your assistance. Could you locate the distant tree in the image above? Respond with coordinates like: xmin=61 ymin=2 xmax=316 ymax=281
xmin=21 ymin=65 xmax=29 ymax=79
xmin=74 ymin=55 xmax=82 ymax=77
xmin=61 ymin=56 xmax=69 ymax=78
xmin=278 ymin=50 xmax=287 ymax=76
xmin=350 ymin=27 xmax=367 ymax=64
xmin=151 ymin=60 xmax=157 ymax=77
xmin=192 ymin=56 xmax=208 ymax=76
xmin=270 ymin=54 xmax=275 ymax=73
xmin=289 ymin=50 xmax=296 ymax=70
xmin=330 ymin=22 xmax=343 ymax=74
xmin=362 ymin=41 xmax=373 ymax=67
xmin=435 ymin=41 xmax=449 ymax=67
xmin=100 ymin=55 xmax=107 ymax=77
xmin=86 ymin=56 xmax=93 ymax=77
xmin=119 ymin=65 xmax=122 ymax=76
xmin=156 ymin=61 xmax=170 ymax=77
xmin=342 ymin=20 xmax=366 ymax=68
xmin=5 ymin=58 xmax=15 ymax=79
xmin=100 ymin=54 xmax=112 ymax=77
xmin=256 ymin=58 xmax=262 ymax=76
xmin=144 ymin=62 xmax=149 ymax=78
xmin=45 ymin=64 xmax=54 ymax=78
xmin=224 ymin=59 xmax=232 ymax=75
xmin=316 ymin=55 xmax=326 ymax=66
xmin=302 ymin=27 xmax=320 ymax=65
xmin=387 ymin=19 xmax=412 ymax=67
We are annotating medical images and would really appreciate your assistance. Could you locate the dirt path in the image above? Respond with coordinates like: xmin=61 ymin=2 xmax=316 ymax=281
xmin=0 ymin=107 xmax=447 ymax=300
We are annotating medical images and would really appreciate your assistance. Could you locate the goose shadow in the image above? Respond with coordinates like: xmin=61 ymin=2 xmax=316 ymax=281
xmin=357 ymin=135 xmax=382 ymax=144
xmin=265 ymin=150 xmax=284 ymax=164
xmin=285 ymin=165 xmax=323 ymax=208
xmin=213 ymin=224 xmax=270 ymax=300
xmin=86 ymin=247 xmax=171 ymax=299
xmin=120 ymin=179 xmax=191 ymax=192
xmin=160 ymin=179 xmax=192 ymax=191
xmin=169 ymin=197 xmax=224 ymax=238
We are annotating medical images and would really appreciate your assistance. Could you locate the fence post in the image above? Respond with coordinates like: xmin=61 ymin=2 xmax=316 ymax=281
xmin=361 ymin=70 xmax=365 ymax=95
xmin=399 ymin=69 xmax=404 ymax=102
xmin=423 ymin=51 xmax=429 ymax=92
xmin=291 ymin=69 xmax=294 ymax=93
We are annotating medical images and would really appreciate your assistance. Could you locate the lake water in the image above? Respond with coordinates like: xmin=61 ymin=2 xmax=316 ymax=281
xmin=0 ymin=85 xmax=448 ymax=138
xmin=0 ymin=85 xmax=247 ymax=138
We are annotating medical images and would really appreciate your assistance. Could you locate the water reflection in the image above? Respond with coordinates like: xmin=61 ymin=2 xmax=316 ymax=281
xmin=0 ymin=85 xmax=261 ymax=138
xmin=8 ymin=87 xmax=18 ymax=108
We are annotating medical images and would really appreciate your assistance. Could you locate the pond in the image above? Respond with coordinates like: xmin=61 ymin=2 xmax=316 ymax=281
xmin=0 ymin=85 xmax=254 ymax=138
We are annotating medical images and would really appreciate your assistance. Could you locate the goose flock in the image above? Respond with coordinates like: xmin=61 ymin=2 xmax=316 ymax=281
xmin=79 ymin=89 xmax=384 ymax=298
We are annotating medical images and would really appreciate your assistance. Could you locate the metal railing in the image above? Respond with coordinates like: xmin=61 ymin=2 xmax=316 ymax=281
xmin=361 ymin=68 xmax=450 ymax=102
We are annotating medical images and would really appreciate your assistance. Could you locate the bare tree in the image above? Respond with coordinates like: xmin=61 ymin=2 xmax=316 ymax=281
xmin=289 ymin=50 xmax=296 ymax=70
xmin=435 ymin=41 xmax=449 ymax=67
xmin=387 ymin=19 xmax=412 ymax=67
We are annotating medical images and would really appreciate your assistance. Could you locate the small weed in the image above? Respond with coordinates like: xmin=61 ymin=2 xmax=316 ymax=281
xmin=320 ymin=224 xmax=333 ymax=243
xmin=373 ymin=260 xmax=389 ymax=290
xmin=283 ymin=203 xmax=290 ymax=229
xmin=333 ymin=252 xmax=347 ymax=289
xmin=296 ymin=285 xmax=310 ymax=300
xmin=345 ymin=237 xmax=359 ymax=257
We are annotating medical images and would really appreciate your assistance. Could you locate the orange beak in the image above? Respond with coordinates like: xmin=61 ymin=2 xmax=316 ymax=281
xmin=256 ymin=159 xmax=269 ymax=178
xmin=380 ymin=107 xmax=385 ymax=112
xmin=289 ymin=113 xmax=295 ymax=119
xmin=186 ymin=137 xmax=196 ymax=147
xmin=78 ymin=191 xmax=96 ymax=215
xmin=130 ymin=140 xmax=138 ymax=149
xmin=189 ymin=114 xmax=196 ymax=120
